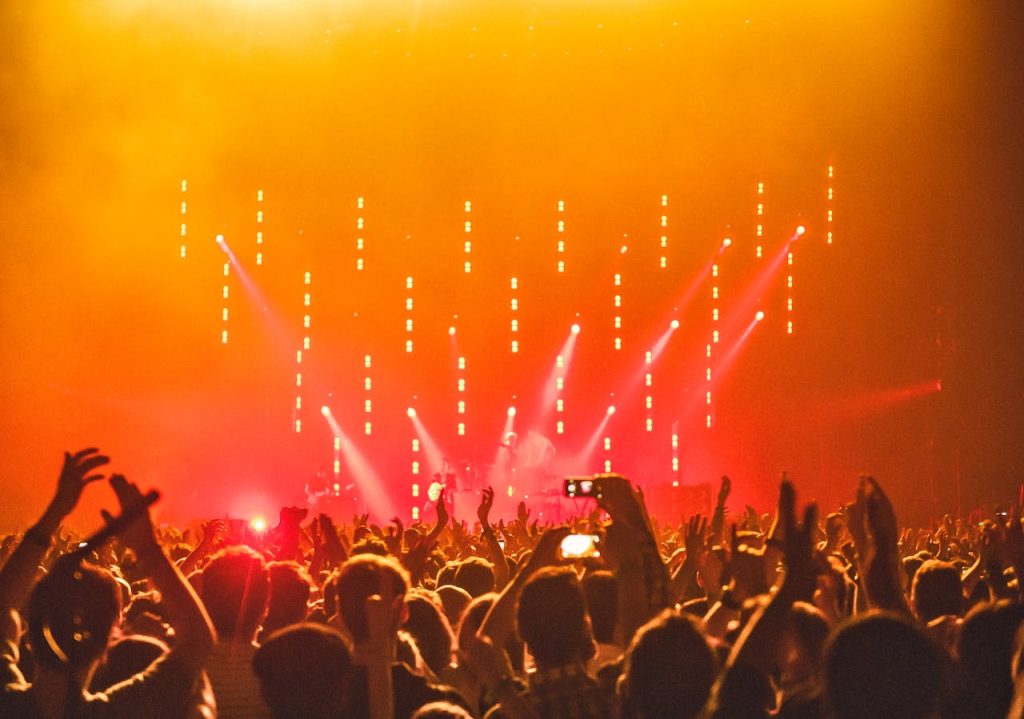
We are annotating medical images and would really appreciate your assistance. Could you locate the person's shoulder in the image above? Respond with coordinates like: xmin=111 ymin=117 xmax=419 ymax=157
xmin=392 ymin=663 xmax=471 ymax=714
xmin=0 ymin=683 xmax=36 ymax=718
xmin=86 ymin=652 xmax=202 ymax=718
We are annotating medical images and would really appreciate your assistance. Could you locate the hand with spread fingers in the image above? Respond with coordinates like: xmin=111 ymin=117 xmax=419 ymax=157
xmin=46 ymin=448 xmax=110 ymax=521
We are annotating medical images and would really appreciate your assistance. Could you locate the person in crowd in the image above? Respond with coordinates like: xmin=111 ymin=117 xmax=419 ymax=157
xmin=330 ymin=553 xmax=469 ymax=718
xmin=194 ymin=545 xmax=272 ymax=718
xmin=8 ymin=447 xmax=1024 ymax=719
xmin=0 ymin=448 xmax=216 ymax=718
xmin=261 ymin=560 xmax=314 ymax=639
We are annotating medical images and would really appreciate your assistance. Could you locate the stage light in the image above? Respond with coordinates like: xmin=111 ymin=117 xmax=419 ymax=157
xmin=607 ymin=405 xmax=616 ymax=415
xmin=216 ymin=234 xmax=225 ymax=246
xmin=670 ymin=319 xmax=680 ymax=329
xmin=755 ymin=311 xmax=765 ymax=321
xmin=407 ymin=407 xmax=416 ymax=418
xmin=507 ymin=406 xmax=517 ymax=417
xmin=796 ymin=225 xmax=806 ymax=236
xmin=722 ymin=238 xmax=732 ymax=248
xmin=321 ymin=406 xmax=331 ymax=417
xmin=250 ymin=517 xmax=267 ymax=533
xmin=449 ymin=326 xmax=456 ymax=336
xmin=571 ymin=323 xmax=581 ymax=334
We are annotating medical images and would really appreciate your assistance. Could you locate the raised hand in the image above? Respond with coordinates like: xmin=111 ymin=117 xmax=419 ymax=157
xmin=684 ymin=514 xmax=708 ymax=561
xmin=478 ymin=486 xmax=495 ymax=528
xmin=595 ymin=474 xmax=645 ymax=528
xmin=862 ymin=476 xmax=898 ymax=551
xmin=102 ymin=474 xmax=159 ymax=555
xmin=318 ymin=514 xmax=348 ymax=566
xmin=777 ymin=480 xmax=819 ymax=601
xmin=516 ymin=500 xmax=530 ymax=525
xmin=201 ymin=519 xmax=227 ymax=549
xmin=526 ymin=525 xmax=571 ymax=572
xmin=717 ymin=475 xmax=732 ymax=506
xmin=48 ymin=448 xmax=110 ymax=519
xmin=435 ymin=489 xmax=450 ymax=528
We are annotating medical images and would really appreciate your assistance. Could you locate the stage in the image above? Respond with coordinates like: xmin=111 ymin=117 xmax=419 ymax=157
xmin=1 ymin=1 xmax=1022 ymax=530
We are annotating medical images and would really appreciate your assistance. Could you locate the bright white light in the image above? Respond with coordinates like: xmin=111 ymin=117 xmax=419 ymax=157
xmin=448 ymin=326 xmax=456 ymax=336
xmin=320 ymin=406 xmax=331 ymax=417
xmin=507 ymin=406 xmax=517 ymax=417
xmin=407 ymin=407 xmax=417 ymax=419
xmin=607 ymin=405 xmax=616 ymax=415
xmin=250 ymin=517 xmax=267 ymax=533
xmin=755 ymin=311 xmax=765 ymax=322
xmin=722 ymin=238 xmax=732 ymax=248
xmin=215 ymin=234 xmax=226 ymax=246
xmin=670 ymin=319 xmax=680 ymax=329
xmin=571 ymin=323 xmax=581 ymax=335
xmin=796 ymin=225 xmax=806 ymax=236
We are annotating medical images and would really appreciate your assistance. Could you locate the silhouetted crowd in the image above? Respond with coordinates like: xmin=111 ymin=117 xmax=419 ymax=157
xmin=3 ymin=447 xmax=1024 ymax=718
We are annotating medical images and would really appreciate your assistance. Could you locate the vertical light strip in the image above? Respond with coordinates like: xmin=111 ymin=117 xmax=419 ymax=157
xmin=827 ymin=164 xmax=835 ymax=245
xmin=219 ymin=235 xmax=229 ymax=346
xmin=670 ymin=421 xmax=680 ymax=485
xmin=255 ymin=189 xmax=264 ymax=266
xmin=411 ymin=429 xmax=420 ymax=520
xmin=556 ymin=350 xmax=566 ymax=435
xmin=644 ymin=364 xmax=654 ymax=434
xmin=179 ymin=180 xmax=187 ymax=259
xmin=706 ymin=240 xmax=725 ymax=427
xmin=510 ymin=276 xmax=519 ymax=353
xmin=464 ymin=200 xmax=472 ymax=274
xmin=659 ymin=194 xmax=668 ymax=269
xmin=294 ymin=272 xmax=309 ymax=436
xmin=787 ymin=248 xmax=794 ymax=335
xmin=457 ymin=354 xmax=466 ymax=436
xmin=333 ymin=435 xmax=342 ymax=480
xmin=356 ymin=197 xmax=365 ymax=271
xmin=364 ymin=354 xmax=373 ymax=436
xmin=613 ymin=271 xmax=622 ymax=352
xmin=556 ymin=199 xmax=566 ymax=274
xmin=755 ymin=180 xmax=765 ymax=259
xmin=510 ymin=276 xmax=519 ymax=355
xmin=405 ymin=275 xmax=414 ymax=354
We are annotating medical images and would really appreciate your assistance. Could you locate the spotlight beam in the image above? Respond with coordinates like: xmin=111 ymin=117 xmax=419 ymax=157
xmin=540 ymin=326 xmax=580 ymax=411
xmin=408 ymin=412 xmax=446 ymax=475
xmin=685 ymin=313 xmax=764 ymax=420
xmin=216 ymin=234 xmax=295 ymax=356
xmin=573 ymin=408 xmax=615 ymax=471
xmin=320 ymin=412 xmax=396 ymax=520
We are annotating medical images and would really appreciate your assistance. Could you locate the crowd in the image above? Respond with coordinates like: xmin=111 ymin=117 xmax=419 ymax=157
xmin=3 ymin=447 xmax=1024 ymax=718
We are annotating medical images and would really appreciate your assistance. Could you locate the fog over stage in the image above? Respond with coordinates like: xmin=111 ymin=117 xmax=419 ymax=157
xmin=1 ymin=1 xmax=1022 ymax=530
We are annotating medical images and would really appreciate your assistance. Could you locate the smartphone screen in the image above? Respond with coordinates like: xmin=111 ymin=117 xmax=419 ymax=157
xmin=559 ymin=533 xmax=600 ymax=559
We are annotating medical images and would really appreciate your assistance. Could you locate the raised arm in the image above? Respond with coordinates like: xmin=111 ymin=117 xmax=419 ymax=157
xmin=856 ymin=477 xmax=911 ymax=616
xmin=710 ymin=476 xmax=731 ymax=545
xmin=706 ymin=480 xmax=819 ymax=714
xmin=478 ymin=526 xmax=569 ymax=648
xmin=477 ymin=487 xmax=511 ymax=589
xmin=0 ymin=449 xmax=108 ymax=624
xmin=106 ymin=474 xmax=215 ymax=672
